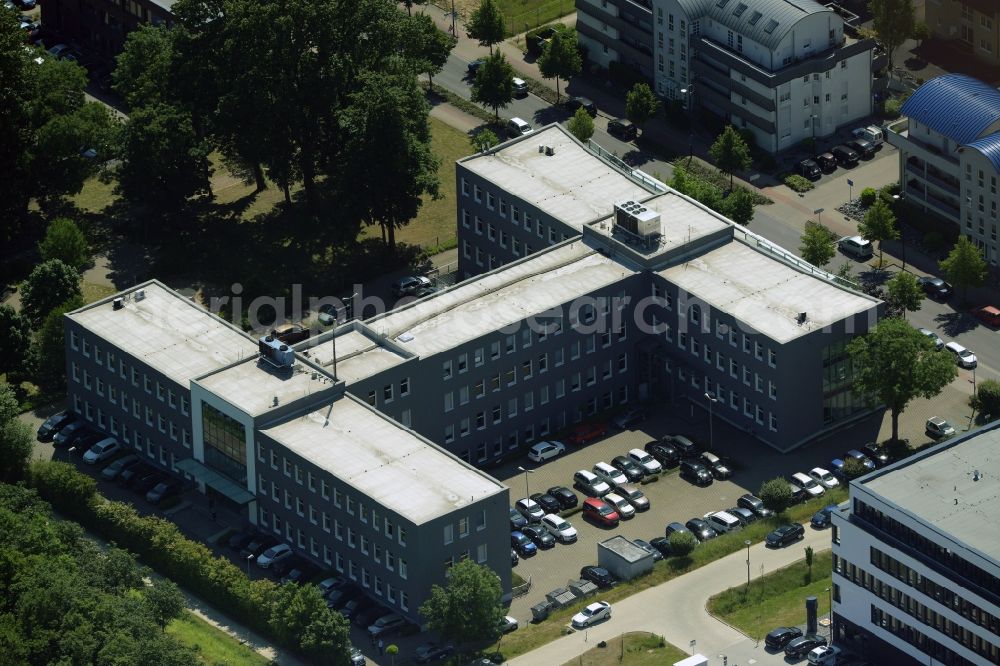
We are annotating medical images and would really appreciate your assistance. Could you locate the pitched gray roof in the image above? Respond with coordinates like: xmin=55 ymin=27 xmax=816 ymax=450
xmin=679 ymin=0 xmax=830 ymax=51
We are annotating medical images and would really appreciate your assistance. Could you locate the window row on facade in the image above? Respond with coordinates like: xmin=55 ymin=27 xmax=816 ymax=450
xmin=869 ymin=605 xmax=981 ymax=666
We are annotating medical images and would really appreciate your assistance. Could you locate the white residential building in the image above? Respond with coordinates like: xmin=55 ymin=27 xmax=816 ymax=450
xmin=652 ymin=0 xmax=879 ymax=152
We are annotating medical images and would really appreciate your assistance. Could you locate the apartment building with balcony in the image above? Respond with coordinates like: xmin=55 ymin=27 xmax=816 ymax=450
xmin=651 ymin=0 xmax=878 ymax=153
xmin=576 ymin=0 xmax=655 ymax=79
xmin=887 ymin=74 xmax=1000 ymax=264
xmin=831 ymin=422 xmax=1000 ymax=665
xmin=925 ymin=0 xmax=1000 ymax=69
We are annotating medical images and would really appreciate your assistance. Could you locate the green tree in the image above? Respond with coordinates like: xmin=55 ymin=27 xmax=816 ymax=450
xmin=836 ymin=261 xmax=854 ymax=283
xmin=113 ymin=24 xmax=176 ymax=108
xmin=0 ymin=11 xmax=34 ymax=237
xmin=723 ymin=188 xmax=754 ymax=226
xmin=38 ymin=217 xmax=90 ymax=269
xmin=0 ymin=382 xmax=18 ymax=426
xmin=0 ymin=305 xmax=33 ymax=379
xmin=759 ymin=477 xmax=793 ymax=514
xmin=708 ymin=125 xmax=752 ymax=189
xmin=144 ymin=579 xmax=186 ymax=629
xmin=300 ymin=609 xmax=351 ymax=665
xmin=566 ymin=106 xmax=594 ymax=142
xmin=471 ymin=52 xmax=514 ymax=122
xmin=848 ymin=317 xmax=957 ymax=442
xmin=842 ymin=457 xmax=869 ymax=480
xmin=625 ymin=82 xmax=660 ymax=133
xmin=406 ymin=15 xmax=456 ymax=92
xmin=869 ymin=0 xmax=915 ymax=69
xmin=939 ymin=236 xmax=987 ymax=303
xmin=885 ymin=271 xmax=923 ymax=319
xmin=667 ymin=530 xmax=697 ymax=557
xmin=33 ymin=297 xmax=84 ymax=392
xmin=857 ymin=199 xmax=898 ymax=268
xmin=799 ymin=221 xmax=837 ymax=267
xmin=537 ymin=28 xmax=582 ymax=103
xmin=912 ymin=21 xmax=930 ymax=46
xmin=0 ymin=387 xmax=30 ymax=482
xmin=28 ymin=460 xmax=98 ymax=515
xmin=669 ymin=163 xmax=691 ymax=194
xmin=401 ymin=0 xmax=426 ymax=16
xmin=467 ymin=0 xmax=505 ymax=53
xmin=804 ymin=545 xmax=814 ymax=583
xmin=472 ymin=128 xmax=499 ymax=152
xmin=973 ymin=379 xmax=1000 ymax=417
xmin=19 ymin=259 xmax=82 ymax=325
xmin=268 ymin=584 xmax=331 ymax=647
xmin=419 ymin=559 xmax=505 ymax=645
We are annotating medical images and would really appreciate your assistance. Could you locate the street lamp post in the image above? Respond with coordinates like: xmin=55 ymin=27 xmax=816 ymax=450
xmin=703 ymin=392 xmax=718 ymax=451
xmin=744 ymin=539 xmax=752 ymax=594
xmin=246 ymin=554 xmax=254 ymax=577
xmin=516 ymin=466 xmax=534 ymax=498
xmin=893 ymin=194 xmax=907 ymax=271
xmin=814 ymin=207 xmax=825 ymax=225
xmin=811 ymin=114 xmax=818 ymax=144
xmin=688 ymin=133 xmax=694 ymax=167
xmin=826 ymin=586 xmax=834 ymax=638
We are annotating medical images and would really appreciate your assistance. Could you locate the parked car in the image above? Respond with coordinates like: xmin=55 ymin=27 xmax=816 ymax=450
xmin=566 ymin=422 xmax=607 ymax=445
xmin=815 ymin=152 xmax=837 ymax=172
xmin=787 ymin=481 xmax=808 ymax=504
xmin=684 ymin=518 xmax=718 ymax=541
xmin=511 ymin=77 xmax=528 ymax=97
xmin=565 ymin=96 xmax=597 ymax=116
xmin=644 ymin=440 xmax=680 ymax=468
xmin=571 ymin=601 xmax=611 ymax=628
xmin=514 ymin=497 xmax=544 ymax=523
xmin=240 ymin=535 xmax=279 ymax=559
xmin=500 ymin=615 xmax=519 ymax=633
xmin=540 ymin=514 xmax=578 ymax=543
xmin=230 ymin=531 xmax=259 ymax=552
xmin=704 ymin=511 xmax=741 ymax=534
xmin=530 ymin=492 xmax=561 ymax=514
xmin=413 ymin=642 xmax=455 ymax=664
xmin=632 ymin=538 xmax=663 ymax=562
xmin=579 ymin=565 xmax=616 ymax=588
xmin=844 ymin=449 xmax=876 ymax=471
xmin=367 ymin=613 xmax=407 ymax=638
xmin=831 ymin=144 xmax=859 ymax=166
xmin=511 ymin=548 xmax=518 ymax=566
xmin=82 ymin=437 xmax=121 ymax=464
xmin=610 ymin=455 xmax=645 ymax=483
xmin=738 ymin=493 xmax=773 ymax=518
xmin=119 ymin=463 xmax=155 ymax=488
xmin=917 ymin=327 xmax=944 ymax=349
xmin=766 ymin=523 xmax=805 ymax=547
xmin=354 ymin=605 xmax=387 ymax=628
xmin=852 ymin=125 xmax=884 ymax=146
xmin=727 ymin=507 xmax=757 ymax=526
xmin=507 ymin=117 xmax=534 ymax=137
xmin=926 ymin=416 xmax=956 ymax=438
xmin=528 ymin=440 xmax=566 ymax=462
xmin=37 ymin=411 xmax=76 ymax=441
xmin=593 ymin=461 xmax=628 ymax=488
xmin=391 ymin=275 xmax=431 ymax=297
xmin=808 ymin=645 xmax=842 ymax=665
xmin=700 ymin=452 xmax=732 ymax=479
xmin=509 ymin=507 xmax=528 ymax=530
xmin=808 ymin=467 xmax=840 ymax=489
xmin=838 ymin=235 xmax=874 ymax=259
xmin=510 ymin=531 xmax=537 ymax=557
xmin=257 ymin=543 xmax=294 ymax=568
xmin=613 ymin=407 xmax=646 ymax=429
xmin=860 ymin=443 xmax=892 ymax=467
xmin=829 ymin=458 xmax=846 ymax=481
xmin=573 ymin=470 xmax=611 ymax=497
xmin=847 ymin=138 xmax=875 ymax=159
xmin=616 ymin=484 xmax=650 ymax=512
xmin=280 ymin=562 xmax=319 ymax=585
xmin=785 ymin=634 xmax=828 ymax=659
xmin=607 ymin=118 xmax=636 ymax=140
xmin=101 ymin=454 xmax=140 ymax=480
xmin=765 ymin=626 xmax=804 ymax=650
xmin=973 ymin=305 xmax=1000 ymax=327
xmin=918 ymin=276 xmax=953 ymax=300
xmin=811 ymin=504 xmax=839 ymax=529
xmin=679 ymin=459 xmax=713 ymax=486
xmin=52 ymin=420 xmax=86 ymax=447
xmin=349 ymin=647 xmax=366 ymax=666
xmin=466 ymin=58 xmax=485 ymax=74
xmin=664 ymin=434 xmax=699 ymax=457
xmin=69 ymin=431 xmax=103 ymax=456
xmin=944 ymin=341 xmax=977 ymax=368
xmin=582 ymin=498 xmax=620 ymax=527
xmin=791 ymin=472 xmax=825 ymax=498
xmin=797 ymin=158 xmax=821 ymax=180
xmin=521 ymin=524 xmax=556 ymax=549
xmin=146 ymin=478 xmax=182 ymax=504
xmin=603 ymin=492 xmax=636 ymax=520
xmin=547 ymin=485 xmax=578 ymax=509
xmin=627 ymin=448 xmax=662 ymax=475
xmin=665 ymin=521 xmax=693 ymax=539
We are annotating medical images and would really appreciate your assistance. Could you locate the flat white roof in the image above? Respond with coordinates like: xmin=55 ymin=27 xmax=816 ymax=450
xmin=461 ymin=125 xmax=654 ymax=231
xmin=68 ymin=282 xmax=258 ymax=387
xmin=863 ymin=425 xmax=1000 ymax=564
xmin=301 ymin=329 xmax=408 ymax=384
xmin=261 ymin=396 xmax=506 ymax=524
xmin=658 ymin=241 xmax=877 ymax=343
xmin=195 ymin=357 xmax=336 ymax=417
xmin=369 ymin=240 xmax=638 ymax=357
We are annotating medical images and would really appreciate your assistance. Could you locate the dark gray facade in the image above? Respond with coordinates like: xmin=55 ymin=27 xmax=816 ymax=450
xmin=575 ymin=0 xmax=654 ymax=78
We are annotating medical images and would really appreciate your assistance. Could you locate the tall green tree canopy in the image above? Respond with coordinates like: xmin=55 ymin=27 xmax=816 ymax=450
xmin=467 ymin=0 xmax=506 ymax=53
xmin=799 ymin=221 xmax=837 ymax=267
xmin=869 ymin=0 xmax=915 ymax=69
xmin=0 ymin=306 xmax=33 ymax=379
xmin=708 ymin=125 xmax=752 ymax=189
xmin=885 ymin=271 xmax=923 ymax=318
xmin=759 ymin=477 xmax=793 ymax=514
xmin=537 ymin=28 xmax=582 ymax=102
xmin=723 ymin=187 xmax=754 ymax=226
xmin=625 ymin=82 xmax=660 ymax=131
xmin=38 ymin=217 xmax=90 ymax=269
xmin=939 ymin=236 xmax=987 ymax=303
xmin=848 ymin=318 xmax=957 ymax=442
xmin=858 ymin=199 xmax=898 ymax=268
xmin=472 ymin=52 xmax=514 ymax=121
xmin=405 ymin=14 xmax=457 ymax=91
xmin=420 ymin=559 xmax=505 ymax=645
xmin=19 ymin=259 xmax=82 ymax=326
xmin=567 ymin=106 xmax=594 ymax=142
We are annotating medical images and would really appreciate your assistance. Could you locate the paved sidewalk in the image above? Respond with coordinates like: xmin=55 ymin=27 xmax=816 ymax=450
xmin=507 ymin=529 xmax=833 ymax=666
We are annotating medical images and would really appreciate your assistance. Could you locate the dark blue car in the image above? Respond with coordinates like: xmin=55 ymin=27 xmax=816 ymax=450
xmin=811 ymin=504 xmax=839 ymax=529
xmin=509 ymin=507 xmax=528 ymax=531
xmin=511 ymin=531 xmax=537 ymax=557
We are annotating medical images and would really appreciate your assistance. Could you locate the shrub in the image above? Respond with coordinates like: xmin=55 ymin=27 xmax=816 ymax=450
xmin=973 ymin=379 xmax=1000 ymax=417
xmin=885 ymin=98 xmax=902 ymax=119
xmin=842 ymin=458 xmax=868 ymax=480
xmin=759 ymin=478 xmax=792 ymax=514
xmin=668 ymin=531 xmax=697 ymax=557
xmin=784 ymin=174 xmax=814 ymax=193
xmin=860 ymin=187 xmax=877 ymax=206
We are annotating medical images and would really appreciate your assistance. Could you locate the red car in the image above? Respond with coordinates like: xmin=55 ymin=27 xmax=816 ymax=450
xmin=582 ymin=498 xmax=620 ymax=527
xmin=972 ymin=305 xmax=1000 ymax=328
xmin=566 ymin=422 xmax=608 ymax=446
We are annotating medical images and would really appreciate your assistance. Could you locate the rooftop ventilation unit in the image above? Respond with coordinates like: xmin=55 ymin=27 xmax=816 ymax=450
xmin=112 ymin=297 xmax=124 ymax=311
xmin=613 ymin=200 xmax=661 ymax=241
xmin=258 ymin=335 xmax=295 ymax=370
xmin=134 ymin=289 xmax=146 ymax=301
xmin=797 ymin=312 xmax=808 ymax=324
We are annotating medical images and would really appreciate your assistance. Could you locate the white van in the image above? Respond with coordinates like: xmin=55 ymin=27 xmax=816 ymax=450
xmin=838 ymin=235 xmax=873 ymax=259
xmin=704 ymin=510 xmax=741 ymax=534
xmin=507 ymin=117 xmax=534 ymax=137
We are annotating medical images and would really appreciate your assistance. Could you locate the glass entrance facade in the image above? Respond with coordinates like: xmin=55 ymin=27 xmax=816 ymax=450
xmin=202 ymin=403 xmax=247 ymax=484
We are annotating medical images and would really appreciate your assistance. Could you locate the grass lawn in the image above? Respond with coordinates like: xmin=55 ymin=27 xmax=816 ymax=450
xmin=496 ymin=488 xmax=847 ymax=660
xmin=166 ymin=611 xmax=271 ymax=666
xmin=561 ymin=632 xmax=688 ymax=666
xmin=82 ymin=281 xmax=116 ymax=304
xmin=707 ymin=551 xmax=834 ymax=641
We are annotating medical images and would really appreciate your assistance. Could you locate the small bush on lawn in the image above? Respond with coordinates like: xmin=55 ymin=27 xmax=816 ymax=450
xmin=860 ymin=187 xmax=877 ymax=206
xmin=784 ymin=174 xmax=814 ymax=192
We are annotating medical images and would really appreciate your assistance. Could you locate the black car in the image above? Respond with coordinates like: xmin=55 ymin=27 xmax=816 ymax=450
xmin=353 ymin=605 xmax=387 ymax=628
xmin=764 ymin=626 xmax=803 ymax=650
xmin=327 ymin=585 xmax=363 ymax=611
xmin=632 ymin=538 xmax=663 ymax=562
xmin=700 ymin=452 xmax=732 ymax=480
xmin=509 ymin=507 xmax=528 ymax=530
xmin=240 ymin=535 xmax=279 ymax=559
xmin=785 ymin=634 xmax=827 ymax=658
xmin=67 ymin=429 xmax=101 ymax=454
xmin=918 ymin=276 xmax=953 ymax=300
xmin=579 ymin=565 xmax=616 ymax=588
xmin=466 ymin=58 xmax=485 ymax=74
xmin=119 ymin=462 xmax=153 ymax=486
xmin=131 ymin=469 xmax=166 ymax=493
xmin=684 ymin=518 xmax=718 ymax=541
xmin=227 ymin=530 xmax=257 ymax=551
xmin=280 ymin=562 xmax=319 ymax=585
xmin=644 ymin=440 xmax=680 ymax=468
xmin=530 ymin=492 xmax=561 ymax=515
xmin=547 ymin=486 xmax=578 ymax=510
xmin=611 ymin=455 xmax=645 ymax=483
xmin=146 ymin=478 xmax=182 ymax=504
xmin=521 ymin=525 xmax=556 ymax=549
xmin=679 ymin=459 xmax=713 ymax=486
xmin=738 ymin=493 xmax=774 ymax=518
xmin=860 ymin=443 xmax=892 ymax=467
xmin=811 ymin=504 xmax=839 ymax=529
xmin=665 ymin=435 xmax=699 ymax=457
xmin=272 ymin=555 xmax=302 ymax=578
xmin=766 ymin=523 xmax=805 ymax=547
xmin=564 ymin=96 xmax=597 ymax=116
xmin=607 ymin=118 xmax=636 ymax=141
xmin=831 ymin=144 xmax=859 ymax=166
xmin=847 ymin=138 xmax=875 ymax=159
xmin=101 ymin=454 xmax=141 ymax=481
xmin=413 ymin=642 xmax=455 ymax=664
xmin=797 ymin=158 xmax=821 ymax=180
xmin=649 ymin=536 xmax=673 ymax=557
xmin=665 ymin=522 xmax=693 ymax=540
xmin=787 ymin=482 xmax=808 ymax=505
xmin=727 ymin=507 xmax=757 ymax=526
xmin=37 ymin=411 xmax=76 ymax=441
